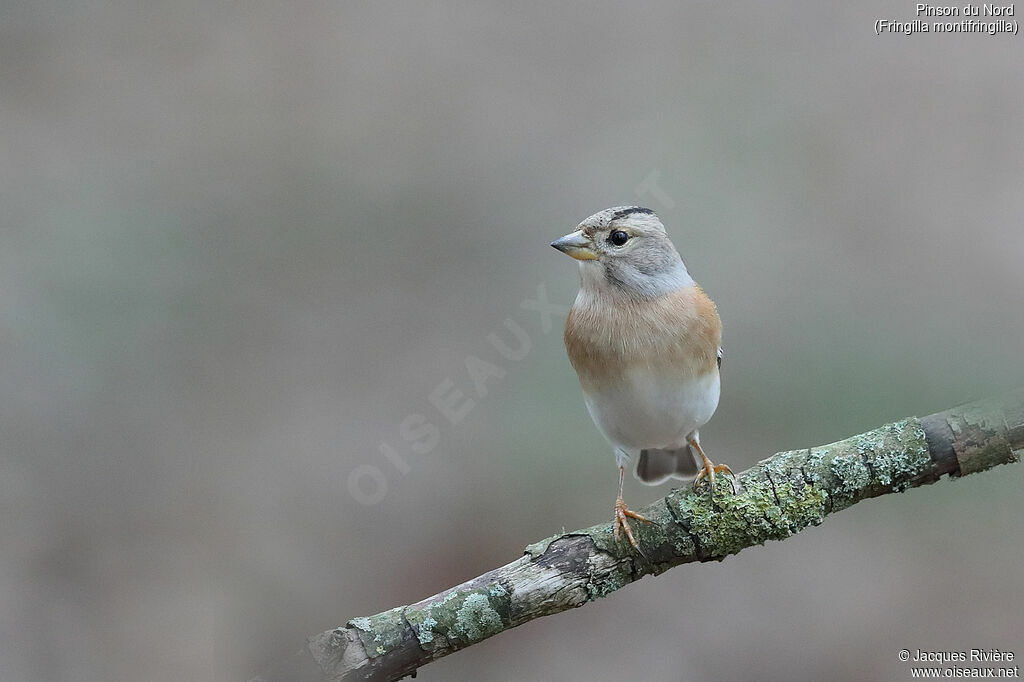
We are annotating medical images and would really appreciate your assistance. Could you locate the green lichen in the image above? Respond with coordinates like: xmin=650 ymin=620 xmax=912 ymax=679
xmin=667 ymin=413 xmax=933 ymax=557
xmin=525 ymin=420 xmax=933 ymax=593
xmin=348 ymin=617 xmax=372 ymax=631
xmin=585 ymin=556 xmax=632 ymax=600
xmin=783 ymin=419 xmax=931 ymax=507
xmin=830 ymin=454 xmax=871 ymax=509
xmin=406 ymin=586 xmax=511 ymax=652
xmin=760 ymin=449 xmax=819 ymax=497
xmin=406 ymin=607 xmax=439 ymax=649
xmin=672 ymin=533 xmax=696 ymax=557
xmin=803 ymin=447 xmax=829 ymax=483
xmin=416 ymin=616 xmax=437 ymax=644
xmin=857 ymin=418 xmax=931 ymax=489
xmin=633 ymin=420 xmax=933 ymax=562
xmin=348 ymin=606 xmax=408 ymax=659
xmin=586 ymin=523 xmax=628 ymax=556
xmin=672 ymin=473 xmax=827 ymax=559
xmin=452 ymin=593 xmax=503 ymax=642
xmin=830 ymin=453 xmax=870 ymax=490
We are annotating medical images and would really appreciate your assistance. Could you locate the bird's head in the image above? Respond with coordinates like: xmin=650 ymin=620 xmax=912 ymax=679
xmin=551 ymin=206 xmax=692 ymax=299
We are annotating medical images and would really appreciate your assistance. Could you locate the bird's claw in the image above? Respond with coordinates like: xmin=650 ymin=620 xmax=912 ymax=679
xmin=693 ymin=461 xmax=736 ymax=496
xmin=613 ymin=497 xmax=652 ymax=552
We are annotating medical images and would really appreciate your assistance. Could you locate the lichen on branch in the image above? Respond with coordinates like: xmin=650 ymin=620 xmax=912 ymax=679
xmin=258 ymin=393 xmax=1022 ymax=682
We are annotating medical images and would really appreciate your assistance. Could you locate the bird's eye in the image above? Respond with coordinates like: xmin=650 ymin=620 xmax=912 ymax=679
xmin=608 ymin=230 xmax=629 ymax=246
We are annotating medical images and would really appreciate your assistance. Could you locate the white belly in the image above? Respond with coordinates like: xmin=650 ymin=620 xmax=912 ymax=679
xmin=583 ymin=369 xmax=719 ymax=452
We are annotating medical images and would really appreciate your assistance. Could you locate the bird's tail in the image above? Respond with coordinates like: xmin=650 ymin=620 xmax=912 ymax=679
xmin=635 ymin=446 xmax=700 ymax=486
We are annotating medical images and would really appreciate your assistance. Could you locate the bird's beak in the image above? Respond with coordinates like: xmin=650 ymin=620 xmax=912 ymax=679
xmin=550 ymin=230 xmax=598 ymax=261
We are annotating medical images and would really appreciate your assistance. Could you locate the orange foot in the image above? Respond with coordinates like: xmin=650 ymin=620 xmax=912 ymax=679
xmin=693 ymin=460 xmax=736 ymax=495
xmin=687 ymin=438 xmax=736 ymax=497
xmin=613 ymin=497 xmax=652 ymax=551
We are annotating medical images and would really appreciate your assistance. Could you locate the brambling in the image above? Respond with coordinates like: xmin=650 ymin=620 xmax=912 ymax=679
xmin=552 ymin=206 xmax=733 ymax=550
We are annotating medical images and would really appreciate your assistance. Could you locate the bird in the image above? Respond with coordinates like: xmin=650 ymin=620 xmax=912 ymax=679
xmin=551 ymin=206 xmax=733 ymax=550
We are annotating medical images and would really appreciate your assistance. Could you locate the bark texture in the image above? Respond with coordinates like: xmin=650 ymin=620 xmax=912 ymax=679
xmin=254 ymin=393 xmax=1023 ymax=682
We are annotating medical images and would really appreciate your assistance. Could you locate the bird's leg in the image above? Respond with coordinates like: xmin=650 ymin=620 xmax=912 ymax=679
xmin=613 ymin=465 xmax=652 ymax=551
xmin=689 ymin=437 xmax=735 ymax=496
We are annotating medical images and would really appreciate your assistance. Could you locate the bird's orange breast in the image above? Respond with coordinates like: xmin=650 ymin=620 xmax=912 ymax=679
xmin=564 ymin=285 xmax=721 ymax=392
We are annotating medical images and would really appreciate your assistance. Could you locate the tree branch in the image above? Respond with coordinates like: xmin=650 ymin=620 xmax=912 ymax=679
xmin=255 ymin=393 xmax=1024 ymax=682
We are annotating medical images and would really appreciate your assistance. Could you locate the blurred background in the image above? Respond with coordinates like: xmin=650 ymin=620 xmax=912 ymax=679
xmin=2 ymin=1 xmax=1022 ymax=680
